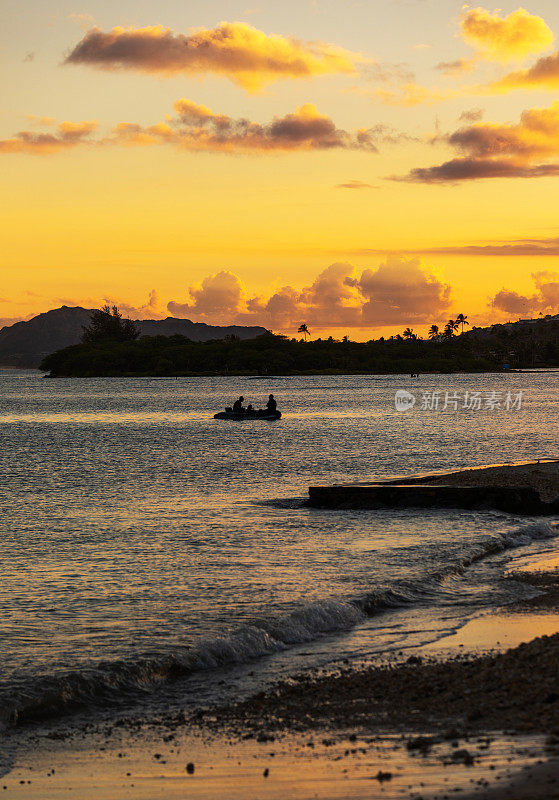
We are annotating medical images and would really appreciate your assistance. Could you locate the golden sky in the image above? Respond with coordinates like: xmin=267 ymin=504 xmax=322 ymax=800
xmin=2 ymin=1 xmax=559 ymax=338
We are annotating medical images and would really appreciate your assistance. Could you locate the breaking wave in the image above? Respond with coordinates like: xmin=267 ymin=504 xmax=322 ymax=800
xmin=3 ymin=520 xmax=557 ymax=727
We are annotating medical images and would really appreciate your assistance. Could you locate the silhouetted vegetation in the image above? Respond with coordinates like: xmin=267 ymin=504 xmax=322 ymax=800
xmin=82 ymin=305 xmax=139 ymax=344
xmin=40 ymin=315 xmax=559 ymax=377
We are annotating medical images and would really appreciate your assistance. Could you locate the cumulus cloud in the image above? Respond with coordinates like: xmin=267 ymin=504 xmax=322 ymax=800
xmin=491 ymin=50 xmax=559 ymax=93
xmin=394 ymin=100 xmax=559 ymax=182
xmin=460 ymin=6 xmax=554 ymax=62
xmin=0 ymin=102 xmax=381 ymax=156
xmin=167 ymin=260 xmax=452 ymax=329
xmin=490 ymin=271 xmax=559 ymax=315
xmin=355 ymin=258 xmax=452 ymax=324
xmin=64 ymin=21 xmax=363 ymax=91
xmin=167 ymin=271 xmax=244 ymax=321
xmin=0 ymin=120 xmax=97 ymax=154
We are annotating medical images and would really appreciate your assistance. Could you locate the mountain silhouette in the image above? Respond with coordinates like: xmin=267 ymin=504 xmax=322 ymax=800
xmin=0 ymin=306 xmax=268 ymax=367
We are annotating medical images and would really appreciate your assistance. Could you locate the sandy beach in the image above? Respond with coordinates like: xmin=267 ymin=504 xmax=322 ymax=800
xmin=2 ymin=462 xmax=559 ymax=799
xmin=4 ymin=577 xmax=559 ymax=800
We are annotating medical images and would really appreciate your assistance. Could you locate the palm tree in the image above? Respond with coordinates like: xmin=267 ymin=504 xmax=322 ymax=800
xmin=444 ymin=319 xmax=458 ymax=338
xmin=428 ymin=324 xmax=440 ymax=339
xmin=456 ymin=313 xmax=469 ymax=334
xmin=298 ymin=323 xmax=310 ymax=341
xmin=403 ymin=327 xmax=416 ymax=340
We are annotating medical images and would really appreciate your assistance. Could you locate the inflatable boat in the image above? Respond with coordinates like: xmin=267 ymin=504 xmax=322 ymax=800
xmin=213 ymin=409 xmax=282 ymax=420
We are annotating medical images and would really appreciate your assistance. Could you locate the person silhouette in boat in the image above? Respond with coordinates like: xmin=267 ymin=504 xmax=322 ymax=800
xmin=266 ymin=394 xmax=277 ymax=414
xmin=233 ymin=396 xmax=245 ymax=412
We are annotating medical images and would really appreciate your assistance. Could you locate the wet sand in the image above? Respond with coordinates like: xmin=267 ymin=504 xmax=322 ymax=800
xmin=4 ymin=726 xmax=558 ymax=800
xmin=3 ymin=499 xmax=559 ymax=799
xmin=4 ymin=602 xmax=559 ymax=800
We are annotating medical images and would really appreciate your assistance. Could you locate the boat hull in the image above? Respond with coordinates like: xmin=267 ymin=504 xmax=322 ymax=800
xmin=213 ymin=411 xmax=282 ymax=421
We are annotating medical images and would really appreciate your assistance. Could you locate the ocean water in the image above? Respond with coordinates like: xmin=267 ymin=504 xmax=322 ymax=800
xmin=0 ymin=369 xmax=557 ymax=725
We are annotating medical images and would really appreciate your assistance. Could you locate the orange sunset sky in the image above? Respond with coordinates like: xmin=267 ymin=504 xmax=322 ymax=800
xmin=2 ymin=0 xmax=559 ymax=338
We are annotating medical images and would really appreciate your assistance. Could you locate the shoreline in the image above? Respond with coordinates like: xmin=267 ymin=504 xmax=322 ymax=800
xmin=38 ymin=366 xmax=559 ymax=377
xmin=2 ymin=455 xmax=558 ymax=797
xmin=4 ymin=589 xmax=559 ymax=799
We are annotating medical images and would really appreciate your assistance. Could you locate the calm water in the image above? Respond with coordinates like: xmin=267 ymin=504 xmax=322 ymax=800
xmin=0 ymin=370 xmax=557 ymax=724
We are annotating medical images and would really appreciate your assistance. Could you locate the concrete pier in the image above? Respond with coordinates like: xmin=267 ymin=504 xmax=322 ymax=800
xmin=308 ymin=460 xmax=559 ymax=515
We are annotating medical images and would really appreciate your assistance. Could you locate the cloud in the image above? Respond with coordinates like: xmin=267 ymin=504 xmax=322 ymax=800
xmin=394 ymin=100 xmax=559 ymax=182
xmin=105 ymin=289 xmax=165 ymax=320
xmin=458 ymin=108 xmax=484 ymax=122
xmin=490 ymin=271 xmax=559 ymax=315
xmin=0 ymin=120 xmax=97 ymax=154
xmin=26 ymin=114 xmax=57 ymax=126
xmin=0 ymin=102 xmax=381 ymax=156
xmin=346 ymin=236 xmax=559 ymax=257
xmin=491 ymin=50 xmax=559 ymax=93
xmin=363 ymin=82 xmax=456 ymax=107
xmin=396 ymin=157 xmax=559 ymax=183
xmin=355 ymin=257 xmax=452 ymax=324
xmin=460 ymin=6 xmax=554 ymax=62
xmin=69 ymin=12 xmax=95 ymax=30
xmin=113 ymin=99 xmax=381 ymax=153
xmin=436 ymin=58 xmax=474 ymax=76
xmin=167 ymin=259 xmax=452 ymax=329
xmin=64 ymin=21 xmax=364 ymax=91
xmin=167 ymin=271 xmax=244 ymax=321
xmin=0 ymin=316 xmax=26 ymax=329
xmin=335 ymin=180 xmax=377 ymax=189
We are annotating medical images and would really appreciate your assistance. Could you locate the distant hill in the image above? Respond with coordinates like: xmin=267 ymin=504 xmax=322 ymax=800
xmin=0 ymin=306 xmax=268 ymax=367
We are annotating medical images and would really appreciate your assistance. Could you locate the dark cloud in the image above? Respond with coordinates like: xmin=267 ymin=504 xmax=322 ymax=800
xmin=394 ymin=157 xmax=559 ymax=183
xmin=490 ymin=271 xmax=559 ymax=315
xmin=493 ymin=51 xmax=559 ymax=93
xmin=112 ymin=99 xmax=380 ymax=153
xmin=393 ymin=101 xmax=559 ymax=182
xmin=64 ymin=22 xmax=362 ymax=92
xmin=0 ymin=102 xmax=381 ymax=156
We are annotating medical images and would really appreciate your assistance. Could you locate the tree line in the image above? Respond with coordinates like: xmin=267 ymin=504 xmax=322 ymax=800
xmin=39 ymin=305 xmax=558 ymax=377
